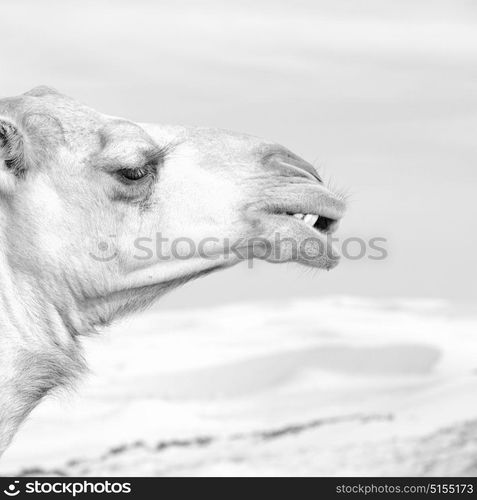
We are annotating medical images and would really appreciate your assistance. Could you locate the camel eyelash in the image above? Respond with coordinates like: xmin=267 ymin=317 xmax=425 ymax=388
xmin=143 ymin=143 xmax=172 ymax=165
xmin=114 ymin=162 xmax=158 ymax=185
xmin=113 ymin=143 xmax=175 ymax=185
xmin=117 ymin=167 xmax=151 ymax=182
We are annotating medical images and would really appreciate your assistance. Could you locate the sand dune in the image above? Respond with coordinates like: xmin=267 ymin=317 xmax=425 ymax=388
xmin=1 ymin=296 xmax=476 ymax=476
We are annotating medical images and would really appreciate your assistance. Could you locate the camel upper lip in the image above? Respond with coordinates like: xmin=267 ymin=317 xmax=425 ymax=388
xmin=261 ymin=184 xmax=346 ymax=232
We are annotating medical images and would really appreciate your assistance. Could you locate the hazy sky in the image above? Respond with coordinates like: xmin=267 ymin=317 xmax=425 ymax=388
xmin=2 ymin=0 xmax=476 ymax=305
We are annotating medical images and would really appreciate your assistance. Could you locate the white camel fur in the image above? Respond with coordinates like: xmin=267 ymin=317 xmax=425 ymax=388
xmin=0 ymin=87 xmax=345 ymax=456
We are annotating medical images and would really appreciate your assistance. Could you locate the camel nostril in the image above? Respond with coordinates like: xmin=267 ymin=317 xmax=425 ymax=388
xmin=264 ymin=149 xmax=322 ymax=182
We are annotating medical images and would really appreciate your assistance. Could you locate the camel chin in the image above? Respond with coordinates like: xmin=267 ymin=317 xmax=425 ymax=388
xmin=0 ymin=86 xmax=346 ymax=456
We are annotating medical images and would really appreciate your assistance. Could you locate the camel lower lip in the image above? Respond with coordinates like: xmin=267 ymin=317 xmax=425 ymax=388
xmin=256 ymin=212 xmax=342 ymax=269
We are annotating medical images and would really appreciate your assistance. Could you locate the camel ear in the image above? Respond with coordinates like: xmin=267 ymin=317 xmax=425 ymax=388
xmin=0 ymin=117 xmax=26 ymax=193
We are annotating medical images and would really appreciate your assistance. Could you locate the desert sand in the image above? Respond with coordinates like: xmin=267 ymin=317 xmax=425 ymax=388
xmin=1 ymin=296 xmax=476 ymax=476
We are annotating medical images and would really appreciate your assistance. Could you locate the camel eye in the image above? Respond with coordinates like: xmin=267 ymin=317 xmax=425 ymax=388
xmin=118 ymin=167 xmax=149 ymax=182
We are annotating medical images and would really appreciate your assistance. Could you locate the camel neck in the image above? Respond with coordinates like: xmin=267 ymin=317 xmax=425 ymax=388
xmin=0 ymin=251 xmax=85 ymax=456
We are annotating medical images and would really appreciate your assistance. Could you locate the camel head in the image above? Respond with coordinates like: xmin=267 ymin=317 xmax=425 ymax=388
xmin=0 ymin=86 xmax=346 ymax=333
xmin=0 ymin=86 xmax=347 ymax=454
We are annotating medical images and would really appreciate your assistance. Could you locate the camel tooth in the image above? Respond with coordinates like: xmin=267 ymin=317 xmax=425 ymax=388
xmin=293 ymin=213 xmax=305 ymax=219
xmin=304 ymin=214 xmax=319 ymax=226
